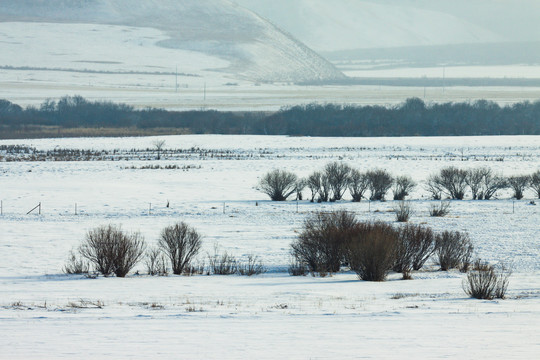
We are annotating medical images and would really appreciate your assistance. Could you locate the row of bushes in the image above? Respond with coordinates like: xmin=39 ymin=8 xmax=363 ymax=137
xmin=64 ymin=216 xmax=511 ymax=300
xmin=290 ymin=211 xmax=474 ymax=281
xmin=64 ymin=223 xmax=266 ymax=278
xmin=258 ymin=165 xmax=540 ymax=202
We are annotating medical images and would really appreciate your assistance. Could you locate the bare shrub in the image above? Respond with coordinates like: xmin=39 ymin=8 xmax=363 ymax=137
xmin=291 ymin=210 xmax=358 ymax=273
xmin=435 ymin=230 xmax=473 ymax=271
xmin=159 ymin=222 xmax=202 ymax=275
xmin=467 ymin=167 xmax=507 ymax=200
xmin=258 ymin=169 xmax=298 ymax=201
xmin=392 ymin=175 xmax=416 ymax=200
xmin=295 ymin=179 xmax=306 ymax=200
xmin=366 ymin=169 xmax=393 ymax=201
xmin=425 ymin=176 xmax=444 ymax=200
xmin=429 ymin=200 xmax=451 ymax=217
xmin=466 ymin=168 xmax=485 ymax=200
xmin=79 ymin=225 xmax=146 ymax=277
xmin=529 ymin=170 xmax=540 ymax=199
xmin=481 ymin=170 xmax=507 ymax=200
xmin=183 ymin=261 xmax=206 ymax=276
xmin=430 ymin=167 xmax=469 ymax=200
xmin=393 ymin=224 xmax=435 ymax=273
xmin=347 ymin=221 xmax=398 ymax=281
xmin=394 ymin=201 xmax=412 ymax=222
xmin=306 ymin=170 xmax=331 ymax=202
xmin=238 ymin=254 xmax=266 ymax=276
xmin=63 ymin=250 xmax=89 ymax=274
xmin=288 ymin=257 xmax=308 ymax=276
xmin=208 ymin=246 xmax=237 ymax=275
xmin=348 ymin=169 xmax=369 ymax=202
xmin=507 ymin=175 xmax=529 ymax=200
xmin=145 ymin=247 xmax=168 ymax=276
xmin=306 ymin=171 xmax=322 ymax=202
xmin=324 ymin=162 xmax=351 ymax=201
xmin=463 ymin=259 xmax=512 ymax=299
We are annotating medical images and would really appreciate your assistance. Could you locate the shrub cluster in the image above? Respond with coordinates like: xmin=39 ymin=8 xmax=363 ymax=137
xmin=65 ymin=223 xmax=267 ymax=277
xmin=291 ymin=211 xmax=471 ymax=281
xmin=463 ymin=259 xmax=512 ymax=299
xmin=259 ymin=165 xmax=540 ymax=202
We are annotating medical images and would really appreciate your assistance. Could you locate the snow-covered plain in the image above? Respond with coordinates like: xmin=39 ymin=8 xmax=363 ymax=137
xmin=0 ymin=135 xmax=539 ymax=358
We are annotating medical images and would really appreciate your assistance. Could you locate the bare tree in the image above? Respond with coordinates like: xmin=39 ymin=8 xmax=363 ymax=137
xmin=507 ymin=175 xmax=530 ymax=200
xmin=153 ymin=139 xmax=166 ymax=160
xmin=425 ymin=175 xmax=444 ymax=200
xmin=324 ymin=162 xmax=351 ymax=201
xmin=430 ymin=167 xmax=469 ymax=200
xmin=306 ymin=171 xmax=322 ymax=202
xmin=392 ymin=175 xmax=416 ymax=200
xmin=529 ymin=170 xmax=540 ymax=199
xmin=366 ymin=169 xmax=393 ymax=201
xmin=79 ymin=225 xmax=146 ymax=277
xmin=258 ymin=169 xmax=298 ymax=201
xmin=466 ymin=167 xmax=506 ymax=200
xmin=348 ymin=169 xmax=369 ymax=202
xmin=159 ymin=222 xmax=202 ymax=275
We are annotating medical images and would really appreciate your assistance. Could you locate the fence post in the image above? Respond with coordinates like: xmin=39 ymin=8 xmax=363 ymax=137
xmin=149 ymin=203 xmax=152 ymax=215
xmin=75 ymin=203 xmax=77 ymax=215
xmin=39 ymin=202 xmax=41 ymax=215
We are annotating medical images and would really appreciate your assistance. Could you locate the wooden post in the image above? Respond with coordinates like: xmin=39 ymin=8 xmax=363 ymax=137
xmin=149 ymin=203 xmax=152 ymax=215
xmin=223 ymin=202 xmax=225 ymax=214
xmin=39 ymin=202 xmax=41 ymax=215
xmin=75 ymin=203 xmax=77 ymax=215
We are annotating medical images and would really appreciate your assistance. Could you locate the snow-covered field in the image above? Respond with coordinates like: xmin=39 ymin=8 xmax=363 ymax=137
xmin=0 ymin=135 xmax=539 ymax=358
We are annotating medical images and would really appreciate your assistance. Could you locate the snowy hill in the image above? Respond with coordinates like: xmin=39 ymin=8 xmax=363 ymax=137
xmin=0 ymin=0 xmax=344 ymax=83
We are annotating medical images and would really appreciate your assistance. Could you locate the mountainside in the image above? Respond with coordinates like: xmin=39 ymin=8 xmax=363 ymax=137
xmin=234 ymin=0 xmax=540 ymax=52
xmin=0 ymin=0 xmax=344 ymax=83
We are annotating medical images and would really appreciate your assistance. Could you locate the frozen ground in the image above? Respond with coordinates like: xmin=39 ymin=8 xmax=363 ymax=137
xmin=0 ymin=135 xmax=539 ymax=358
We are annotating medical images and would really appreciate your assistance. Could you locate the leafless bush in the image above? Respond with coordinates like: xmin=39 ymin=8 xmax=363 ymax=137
xmin=258 ymin=169 xmax=298 ymax=201
xmin=291 ymin=210 xmax=358 ymax=273
xmin=79 ymin=225 xmax=146 ymax=277
xmin=425 ymin=176 xmax=444 ymax=200
xmin=208 ymin=246 xmax=238 ymax=275
xmin=366 ymin=169 xmax=393 ymax=201
xmin=306 ymin=171 xmax=331 ymax=202
xmin=145 ymin=247 xmax=168 ymax=276
xmin=238 ymin=254 xmax=267 ymax=276
xmin=466 ymin=167 xmax=507 ymax=200
xmin=393 ymin=175 xmax=416 ymax=200
xmin=288 ymin=256 xmax=308 ymax=276
xmin=463 ymin=259 xmax=512 ymax=299
xmin=429 ymin=200 xmax=451 ymax=217
xmin=394 ymin=201 xmax=412 ymax=222
xmin=348 ymin=169 xmax=369 ymax=202
xmin=347 ymin=221 xmax=398 ymax=281
xmin=435 ymin=230 xmax=473 ymax=271
xmin=183 ymin=261 xmax=206 ymax=276
xmin=306 ymin=171 xmax=322 ymax=202
xmin=430 ymin=167 xmax=469 ymax=200
xmin=324 ymin=162 xmax=352 ymax=201
xmin=63 ymin=250 xmax=89 ymax=274
xmin=507 ymin=175 xmax=530 ymax=200
xmin=159 ymin=222 xmax=202 ymax=275
xmin=393 ymin=224 xmax=435 ymax=274
xmin=530 ymin=170 xmax=540 ymax=199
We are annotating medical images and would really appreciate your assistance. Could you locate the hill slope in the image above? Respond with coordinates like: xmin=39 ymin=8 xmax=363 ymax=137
xmin=0 ymin=0 xmax=344 ymax=83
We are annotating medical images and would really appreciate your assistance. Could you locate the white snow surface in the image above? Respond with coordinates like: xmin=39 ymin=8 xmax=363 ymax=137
xmin=0 ymin=135 xmax=539 ymax=358
xmin=0 ymin=0 xmax=344 ymax=83
xmin=234 ymin=0 xmax=504 ymax=51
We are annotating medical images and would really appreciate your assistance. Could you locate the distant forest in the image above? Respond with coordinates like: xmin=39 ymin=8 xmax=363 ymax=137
xmin=1 ymin=96 xmax=539 ymax=138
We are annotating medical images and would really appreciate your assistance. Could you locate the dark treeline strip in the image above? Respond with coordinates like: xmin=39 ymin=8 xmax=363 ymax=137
xmin=1 ymin=96 xmax=540 ymax=138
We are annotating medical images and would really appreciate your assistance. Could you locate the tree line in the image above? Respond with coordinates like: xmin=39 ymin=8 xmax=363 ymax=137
xmin=1 ymin=96 xmax=540 ymax=137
